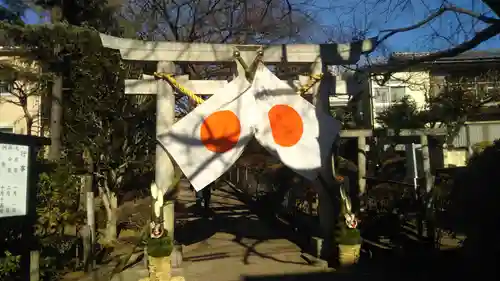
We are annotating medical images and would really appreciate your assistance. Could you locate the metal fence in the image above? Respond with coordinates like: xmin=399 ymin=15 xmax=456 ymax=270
xmin=225 ymin=165 xmax=278 ymax=199
xmin=451 ymin=121 xmax=500 ymax=148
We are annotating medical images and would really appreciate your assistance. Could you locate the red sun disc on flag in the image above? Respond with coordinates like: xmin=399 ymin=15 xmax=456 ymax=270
xmin=268 ymin=104 xmax=304 ymax=147
xmin=200 ymin=110 xmax=241 ymax=153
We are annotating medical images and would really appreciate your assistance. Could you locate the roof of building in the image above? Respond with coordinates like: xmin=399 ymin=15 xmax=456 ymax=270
xmin=366 ymin=49 xmax=500 ymax=73
xmin=390 ymin=49 xmax=500 ymax=63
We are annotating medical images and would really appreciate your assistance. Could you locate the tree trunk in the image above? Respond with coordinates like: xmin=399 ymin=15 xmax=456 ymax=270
xmin=48 ymin=74 xmax=62 ymax=161
xmin=21 ymin=103 xmax=33 ymax=136
xmin=104 ymin=192 xmax=118 ymax=244
xmin=26 ymin=117 xmax=33 ymax=136
xmin=48 ymin=6 xmax=63 ymax=161
xmin=98 ymin=175 xmax=118 ymax=245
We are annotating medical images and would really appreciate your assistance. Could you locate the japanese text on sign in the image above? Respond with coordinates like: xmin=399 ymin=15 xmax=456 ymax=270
xmin=0 ymin=143 xmax=29 ymax=218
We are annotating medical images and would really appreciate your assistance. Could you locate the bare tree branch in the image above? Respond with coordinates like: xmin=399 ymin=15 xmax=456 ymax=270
xmin=370 ymin=21 xmax=500 ymax=84
xmin=376 ymin=3 xmax=500 ymax=49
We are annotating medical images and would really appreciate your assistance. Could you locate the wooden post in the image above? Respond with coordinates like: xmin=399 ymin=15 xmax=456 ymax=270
xmin=28 ymin=143 xmax=40 ymax=281
xmin=357 ymin=136 xmax=366 ymax=211
xmin=29 ymin=251 xmax=39 ymax=281
xmin=420 ymin=135 xmax=432 ymax=194
xmin=85 ymin=189 xmax=95 ymax=270
xmin=420 ymin=134 xmax=436 ymax=245
xmin=79 ymin=176 xmax=95 ymax=272
xmin=81 ymin=147 xmax=95 ymax=271
xmin=465 ymin=124 xmax=473 ymax=157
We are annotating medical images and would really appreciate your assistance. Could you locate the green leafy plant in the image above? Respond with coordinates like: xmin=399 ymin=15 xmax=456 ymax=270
xmin=471 ymin=141 xmax=493 ymax=156
xmin=146 ymin=233 xmax=173 ymax=258
xmin=36 ymin=161 xmax=82 ymax=237
xmin=35 ymin=160 xmax=84 ymax=279
xmin=336 ymin=227 xmax=362 ymax=245
xmin=0 ymin=251 xmax=21 ymax=279
xmin=376 ymin=96 xmax=426 ymax=131
xmin=449 ymin=140 xmax=500 ymax=247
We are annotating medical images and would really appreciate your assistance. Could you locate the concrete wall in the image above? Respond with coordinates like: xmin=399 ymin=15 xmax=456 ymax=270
xmin=443 ymin=148 xmax=468 ymax=167
xmin=0 ymin=55 xmax=43 ymax=136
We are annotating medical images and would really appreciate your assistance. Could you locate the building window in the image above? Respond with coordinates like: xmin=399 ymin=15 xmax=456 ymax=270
xmin=0 ymin=126 xmax=14 ymax=134
xmin=373 ymin=105 xmax=390 ymax=115
xmin=373 ymin=86 xmax=406 ymax=104
xmin=373 ymin=85 xmax=407 ymax=127
xmin=0 ymin=80 xmax=12 ymax=95
xmin=445 ymin=76 xmax=498 ymax=98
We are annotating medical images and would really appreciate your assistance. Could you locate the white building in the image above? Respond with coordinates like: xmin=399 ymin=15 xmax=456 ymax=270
xmin=370 ymin=71 xmax=430 ymax=127
xmin=0 ymin=48 xmax=44 ymax=136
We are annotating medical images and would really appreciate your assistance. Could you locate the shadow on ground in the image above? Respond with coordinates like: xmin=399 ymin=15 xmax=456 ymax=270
xmin=175 ymin=184 xmax=312 ymax=265
xmin=242 ymin=246 xmax=497 ymax=280
xmin=176 ymin=208 xmax=274 ymax=246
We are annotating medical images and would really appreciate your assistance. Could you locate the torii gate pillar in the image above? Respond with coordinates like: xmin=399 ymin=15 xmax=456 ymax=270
xmin=156 ymin=61 xmax=176 ymax=241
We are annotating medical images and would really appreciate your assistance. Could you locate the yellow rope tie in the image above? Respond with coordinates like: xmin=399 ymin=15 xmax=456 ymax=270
xmin=154 ymin=72 xmax=205 ymax=104
xmin=297 ymin=73 xmax=323 ymax=95
xmin=154 ymin=72 xmax=323 ymax=105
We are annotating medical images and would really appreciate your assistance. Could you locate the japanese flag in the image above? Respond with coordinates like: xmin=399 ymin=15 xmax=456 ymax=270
xmin=251 ymin=65 xmax=341 ymax=180
xmin=159 ymin=77 xmax=256 ymax=191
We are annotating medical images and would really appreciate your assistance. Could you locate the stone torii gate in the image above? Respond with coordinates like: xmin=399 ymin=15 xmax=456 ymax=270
xmin=99 ymin=34 xmax=375 ymax=268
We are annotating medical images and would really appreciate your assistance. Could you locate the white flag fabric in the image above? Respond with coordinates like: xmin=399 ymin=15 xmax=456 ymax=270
xmin=159 ymin=77 xmax=256 ymax=191
xmin=251 ymin=65 xmax=341 ymax=180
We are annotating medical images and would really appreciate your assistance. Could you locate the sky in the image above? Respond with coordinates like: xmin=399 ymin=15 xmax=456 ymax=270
xmin=6 ymin=0 xmax=500 ymax=54
xmin=311 ymin=0 xmax=500 ymax=52
xmin=21 ymin=9 xmax=42 ymax=25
